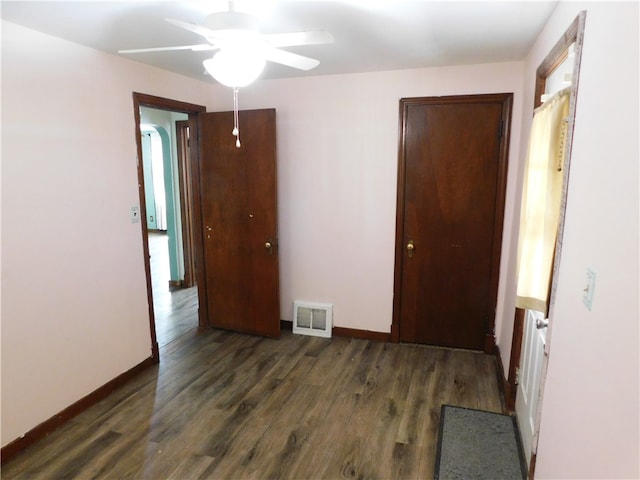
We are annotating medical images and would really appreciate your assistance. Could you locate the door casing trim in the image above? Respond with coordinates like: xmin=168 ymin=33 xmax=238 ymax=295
xmin=131 ymin=92 xmax=206 ymax=362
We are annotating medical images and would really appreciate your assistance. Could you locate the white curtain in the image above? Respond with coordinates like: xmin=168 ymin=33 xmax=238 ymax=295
xmin=516 ymin=88 xmax=570 ymax=316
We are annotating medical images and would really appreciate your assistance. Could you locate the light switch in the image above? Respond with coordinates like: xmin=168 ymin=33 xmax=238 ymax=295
xmin=130 ymin=205 xmax=140 ymax=223
xmin=582 ymin=267 xmax=596 ymax=310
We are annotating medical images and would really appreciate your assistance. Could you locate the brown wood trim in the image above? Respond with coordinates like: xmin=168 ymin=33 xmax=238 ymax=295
xmin=280 ymin=319 xmax=293 ymax=331
xmin=168 ymin=280 xmax=183 ymax=291
xmin=132 ymin=93 xmax=208 ymax=354
xmin=393 ymin=93 xmax=512 ymax=349
xmin=1 ymin=356 xmax=155 ymax=465
xmin=132 ymin=96 xmax=160 ymax=362
xmin=534 ymin=12 xmax=586 ymax=109
xmin=132 ymin=92 xmax=207 ymax=114
xmin=484 ymin=333 xmax=497 ymax=355
xmin=175 ymin=120 xmax=196 ymax=289
xmin=280 ymin=320 xmax=391 ymax=342
xmin=332 ymin=326 xmax=391 ymax=343
xmin=191 ymin=113 xmax=208 ymax=331
xmin=507 ymin=308 xmax=525 ymax=412
xmin=494 ymin=345 xmax=510 ymax=414
xmin=390 ymin=98 xmax=408 ymax=343
xmin=390 ymin=322 xmax=400 ymax=343
xmin=529 ymin=452 xmax=537 ymax=479
xmin=545 ymin=12 xmax=586 ymax=314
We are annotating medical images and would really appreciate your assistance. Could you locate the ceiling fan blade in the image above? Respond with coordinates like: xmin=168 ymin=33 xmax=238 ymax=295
xmin=118 ymin=44 xmax=216 ymax=54
xmin=263 ymin=47 xmax=320 ymax=71
xmin=165 ymin=17 xmax=220 ymax=41
xmin=262 ymin=31 xmax=334 ymax=48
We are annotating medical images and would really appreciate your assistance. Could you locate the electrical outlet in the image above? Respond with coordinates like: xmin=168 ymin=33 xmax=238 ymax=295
xmin=582 ymin=267 xmax=596 ymax=310
xmin=130 ymin=205 xmax=140 ymax=223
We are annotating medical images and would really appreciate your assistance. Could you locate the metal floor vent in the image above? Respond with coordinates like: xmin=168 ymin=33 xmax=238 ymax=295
xmin=293 ymin=301 xmax=332 ymax=338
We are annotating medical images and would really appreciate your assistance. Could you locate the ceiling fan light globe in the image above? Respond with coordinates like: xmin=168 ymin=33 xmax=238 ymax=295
xmin=203 ymin=47 xmax=265 ymax=87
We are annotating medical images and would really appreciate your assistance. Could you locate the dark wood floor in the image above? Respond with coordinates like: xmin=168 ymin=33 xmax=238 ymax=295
xmin=2 ymin=327 xmax=503 ymax=479
xmin=149 ymin=232 xmax=198 ymax=347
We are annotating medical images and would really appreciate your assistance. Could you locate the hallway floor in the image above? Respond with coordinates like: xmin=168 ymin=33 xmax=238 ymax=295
xmin=148 ymin=232 xmax=198 ymax=346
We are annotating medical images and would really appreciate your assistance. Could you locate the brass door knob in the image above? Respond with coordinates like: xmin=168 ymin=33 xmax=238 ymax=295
xmin=406 ymin=240 xmax=415 ymax=258
xmin=265 ymin=241 xmax=273 ymax=255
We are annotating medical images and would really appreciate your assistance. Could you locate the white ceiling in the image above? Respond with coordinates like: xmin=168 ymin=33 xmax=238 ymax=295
xmin=0 ymin=1 xmax=558 ymax=83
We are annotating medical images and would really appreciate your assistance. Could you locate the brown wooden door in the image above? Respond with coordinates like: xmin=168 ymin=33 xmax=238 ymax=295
xmin=198 ymin=109 xmax=280 ymax=338
xmin=393 ymin=94 xmax=511 ymax=350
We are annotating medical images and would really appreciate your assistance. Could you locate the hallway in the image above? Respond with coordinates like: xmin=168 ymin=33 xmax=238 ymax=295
xmin=148 ymin=231 xmax=198 ymax=346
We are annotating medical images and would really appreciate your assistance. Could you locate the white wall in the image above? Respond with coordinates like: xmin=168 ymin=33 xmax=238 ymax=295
xmin=0 ymin=21 xmax=214 ymax=446
xmin=208 ymin=63 xmax=525 ymax=336
xmin=1 ymin=19 xmax=529 ymax=450
xmin=521 ymin=2 xmax=639 ymax=478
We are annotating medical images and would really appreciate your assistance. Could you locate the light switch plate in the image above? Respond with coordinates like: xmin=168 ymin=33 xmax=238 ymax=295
xmin=130 ymin=205 xmax=140 ymax=223
xmin=582 ymin=267 xmax=596 ymax=310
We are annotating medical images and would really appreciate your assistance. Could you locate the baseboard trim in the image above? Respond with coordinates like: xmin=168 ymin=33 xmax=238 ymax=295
xmin=280 ymin=319 xmax=293 ymax=331
xmin=280 ymin=320 xmax=390 ymax=342
xmin=484 ymin=333 xmax=497 ymax=354
xmin=332 ymin=326 xmax=391 ymax=342
xmin=495 ymin=345 xmax=511 ymax=414
xmin=1 ymin=356 xmax=155 ymax=465
xmin=390 ymin=323 xmax=400 ymax=343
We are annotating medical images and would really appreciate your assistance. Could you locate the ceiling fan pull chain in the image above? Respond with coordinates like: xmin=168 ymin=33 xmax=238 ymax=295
xmin=233 ymin=87 xmax=241 ymax=148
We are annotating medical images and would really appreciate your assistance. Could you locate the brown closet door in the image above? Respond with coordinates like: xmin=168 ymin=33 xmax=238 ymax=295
xmin=198 ymin=109 xmax=280 ymax=338
xmin=394 ymin=94 xmax=511 ymax=350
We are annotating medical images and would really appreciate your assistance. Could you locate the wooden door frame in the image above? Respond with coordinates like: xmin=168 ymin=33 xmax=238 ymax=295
xmin=391 ymin=93 xmax=513 ymax=352
xmin=175 ymin=120 xmax=196 ymax=288
xmin=132 ymin=92 xmax=206 ymax=362
xmin=506 ymin=12 xmax=586 ymax=479
xmin=506 ymin=11 xmax=586 ymax=409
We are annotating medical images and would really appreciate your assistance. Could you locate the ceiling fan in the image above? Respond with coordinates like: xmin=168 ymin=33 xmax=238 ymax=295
xmin=118 ymin=2 xmax=334 ymax=86
xmin=121 ymin=2 xmax=332 ymax=147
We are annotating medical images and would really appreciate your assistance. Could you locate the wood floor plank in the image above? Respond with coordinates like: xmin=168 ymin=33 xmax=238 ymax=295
xmin=148 ymin=232 xmax=199 ymax=347
xmin=167 ymin=454 xmax=217 ymax=480
xmin=192 ymin=338 xmax=322 ymax=478
xmin=2 ymin=329 xmax=503 ymax=480
xmin=395 ymin=345 xmax=438 ymax=445
xmin=85 ymin=431 xmax=156 ymax=479
xmin=1 ymin=419 xmax=94 ymax=478
xmin=285 ymin=386 xmax=356 ymax=478
xmin=234 ymin=383 xmax=323 ymax=480
xmin=44 ymin=429 xmax=122 ymax=479
xmin=303 ymin=336 xmax=367 ymax=387
xmin=202 ymin=356 xmax=320 ymax=478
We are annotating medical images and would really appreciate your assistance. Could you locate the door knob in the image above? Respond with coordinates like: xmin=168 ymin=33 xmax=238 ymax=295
xmin=535 ymin=318 xmax=549 ymax=329
xmin=265 ymin=241 xmax=273 ymax=255
xmin=406 ymin=240 xmax=415 ymax=258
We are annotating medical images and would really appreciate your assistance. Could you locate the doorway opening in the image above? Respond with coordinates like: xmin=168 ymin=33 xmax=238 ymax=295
xmin=140 ymin=118 xmax=196 ymax=347
xmin=132 ymin=93 xmax=206 ymax=361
